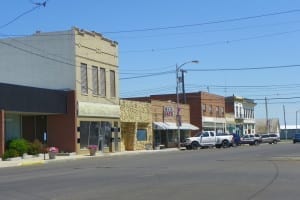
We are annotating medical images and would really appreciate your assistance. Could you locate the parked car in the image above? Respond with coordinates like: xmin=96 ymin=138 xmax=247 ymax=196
xmin=184 ymin=131 xmax=233 ymax=149
xmin=240 ymin=134 xmax=261 ymax=146
xmin=293 ymin=133 xmax=300 ymax=143
xmin=261 ymin=134 xmax=280 ymax=144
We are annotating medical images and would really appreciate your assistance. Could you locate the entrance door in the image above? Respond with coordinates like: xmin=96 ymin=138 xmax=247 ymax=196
xmin=22 ymin=115 xmax=47 ymax=142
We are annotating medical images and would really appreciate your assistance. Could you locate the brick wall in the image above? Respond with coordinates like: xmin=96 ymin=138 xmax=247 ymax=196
xmin=47 ymin=91 xmax=77 ymax=153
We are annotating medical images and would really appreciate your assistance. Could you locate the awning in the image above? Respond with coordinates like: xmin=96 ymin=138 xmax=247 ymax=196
xmin=153 ymin=122 xmax=199 ymax=130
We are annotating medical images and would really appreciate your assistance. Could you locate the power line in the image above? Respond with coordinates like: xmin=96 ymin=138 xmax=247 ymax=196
xmin=0 ymin=1 xmax=48 ymax=30
xmin=120 ymin=64 xmax=300 ymax=80
xmin=103 ymin=9 xmax=300 ymax=34
xmin=114 ymin=19 xmax=300 ymax=40
xmin=121 ymin=28 xmax=300 ymax=53
xmin=187 ymin=64 xmax=300 ymax=72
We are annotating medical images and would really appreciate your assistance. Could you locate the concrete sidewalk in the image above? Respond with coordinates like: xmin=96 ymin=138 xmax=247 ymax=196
xmin=0 ymin=148 xmax=179 ymax=168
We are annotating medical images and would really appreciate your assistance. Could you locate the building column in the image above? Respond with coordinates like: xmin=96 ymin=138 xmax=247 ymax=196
xmin=0 ymin=110 xmax=5 ymax=156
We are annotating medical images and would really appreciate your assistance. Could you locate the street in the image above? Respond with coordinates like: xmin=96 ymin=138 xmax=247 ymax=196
xmin=0 ymin=143 xmax=299 ymax=200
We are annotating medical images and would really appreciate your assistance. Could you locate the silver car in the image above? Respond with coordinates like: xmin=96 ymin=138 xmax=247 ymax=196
xmin=261 ymin=134 xmax=280 ymax=144
xmin=240 ymin=134 xmax=262 ymax=146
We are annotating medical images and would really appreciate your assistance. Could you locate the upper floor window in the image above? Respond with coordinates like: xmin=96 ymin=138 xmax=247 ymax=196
xmin=80 ymin=63 xmax=88 ymax=94
xmin=208 ymin=105 xmax=213 ymax=114
xmin=216 ymin=106 xmax=219 ymax=116
xmin=92 ymin=66 xmax=99 ymax=95
xmin=99 ymin=68 xmax=106 ymax=97
xmin=110 ymin=70 xmax=116 ymax=98
xmin=202 ymin=104 xmax=206 ymax=112
xmin=220 ymin=107 xmax=224 ymax=116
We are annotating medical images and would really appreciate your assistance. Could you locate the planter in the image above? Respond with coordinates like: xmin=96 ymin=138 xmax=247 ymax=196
xmin=89 ymin=149 xmax=97 ymax=156
xmin=48 ymin=152 xmax=56 ymax=159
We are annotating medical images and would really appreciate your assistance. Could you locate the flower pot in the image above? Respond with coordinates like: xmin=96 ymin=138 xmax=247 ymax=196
xmin=49 ymin=152 xmax=56 ymax=159
xmin=89 ymin=149 xmax=97 ymax=156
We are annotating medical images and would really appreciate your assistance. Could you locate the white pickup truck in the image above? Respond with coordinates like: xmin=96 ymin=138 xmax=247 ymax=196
xmin=184 ymin=131 xmax=233 ymax=150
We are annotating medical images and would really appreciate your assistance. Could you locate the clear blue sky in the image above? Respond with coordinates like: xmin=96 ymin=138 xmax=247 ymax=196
xmin=1 ymin=0 xmax=300 ymax=125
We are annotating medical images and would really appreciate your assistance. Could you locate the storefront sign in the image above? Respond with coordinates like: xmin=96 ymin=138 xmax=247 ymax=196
xmin=164 ymin=106 xmax=174 ymax=117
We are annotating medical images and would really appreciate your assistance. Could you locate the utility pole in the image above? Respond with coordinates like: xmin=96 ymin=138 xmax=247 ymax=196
xmin=283 ymin=105 xmax=287 ymax=140
xmin=265 ymin=97 xmax=269 ymax=133
xmin=181 ymin=69 xmax=187 ymax=104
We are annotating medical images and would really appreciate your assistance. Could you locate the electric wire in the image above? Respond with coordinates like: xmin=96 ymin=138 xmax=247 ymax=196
xmin=121 ymin=28 xmax=300 ymax=53
xmin=103 ymin=9 xmax=300 ymax=34
xmin=0 ymin=1 xmax=48 ymax=30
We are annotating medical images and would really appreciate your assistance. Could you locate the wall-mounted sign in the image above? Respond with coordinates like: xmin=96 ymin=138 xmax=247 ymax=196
xmin=164 ymin=106 xmax=174 ymax=117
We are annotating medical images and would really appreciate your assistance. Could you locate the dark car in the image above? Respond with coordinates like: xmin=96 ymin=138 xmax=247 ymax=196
xmin=293 ymin=133 xmax=300 ymax=144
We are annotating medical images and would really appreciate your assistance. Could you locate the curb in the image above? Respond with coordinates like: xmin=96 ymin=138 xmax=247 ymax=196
xmin=21 ymin=160 xmax=46 ymax=166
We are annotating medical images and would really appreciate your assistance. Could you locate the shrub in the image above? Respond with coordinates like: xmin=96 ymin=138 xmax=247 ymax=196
xmin=2 ymin=149 xmax=19 ymax=160
xmin=8 ymin=138 xmax=29 ymax=156
xmin=28 ymin=139 xmax=44 ymax=155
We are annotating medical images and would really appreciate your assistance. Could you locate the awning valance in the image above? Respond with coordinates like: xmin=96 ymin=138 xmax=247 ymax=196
xmin=153 ymin=122 xmax=199 ymax=130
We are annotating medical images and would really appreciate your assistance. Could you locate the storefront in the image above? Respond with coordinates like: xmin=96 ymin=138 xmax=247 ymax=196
xmin=77 ymin=102 xmax=121 ymax=153
xmin=151 ymin=100 xmax=198 ymax=148
xmin=0 ymin=83 xmax=76 ymax=156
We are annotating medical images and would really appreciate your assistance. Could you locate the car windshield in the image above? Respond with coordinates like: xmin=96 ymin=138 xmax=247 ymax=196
xmin=195 ymin=132 xmax=202 ymax=137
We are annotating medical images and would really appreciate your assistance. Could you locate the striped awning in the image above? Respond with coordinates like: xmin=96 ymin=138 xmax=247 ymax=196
xmin=153 ymin=122 xmax=199 ymax=130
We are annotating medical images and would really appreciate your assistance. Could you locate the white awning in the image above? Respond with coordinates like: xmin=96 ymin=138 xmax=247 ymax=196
xmin=153 ymin=122 xmax=199 ymax=130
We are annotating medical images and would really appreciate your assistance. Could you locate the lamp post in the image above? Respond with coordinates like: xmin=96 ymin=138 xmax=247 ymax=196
xmin=176 ymin=60 xmax=199 ymax=149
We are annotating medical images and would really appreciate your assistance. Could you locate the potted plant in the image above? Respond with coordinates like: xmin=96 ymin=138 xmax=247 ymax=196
xmin=48 ymin=147 xmax=59 ymax=159
xmin=87 ymin=145 xmax=98 ymax=156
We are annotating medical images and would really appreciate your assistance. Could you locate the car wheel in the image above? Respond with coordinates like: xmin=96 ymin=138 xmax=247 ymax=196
xmin=191 ymin=142 xmax=199 ymax=150
xmin=254 ymin=140 xmax=259 ymax=145
xmin=222 ymin=140 xmax=229 ymax=148
xmin=273 ymin=140 xmax=277 ymax=144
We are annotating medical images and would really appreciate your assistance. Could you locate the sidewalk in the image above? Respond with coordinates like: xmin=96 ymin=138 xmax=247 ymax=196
xmin=0 ymin=148 xmax=179 ymax=168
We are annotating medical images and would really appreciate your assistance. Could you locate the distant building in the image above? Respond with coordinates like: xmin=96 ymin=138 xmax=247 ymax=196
xmin=256 ymin=118 xmax=280 ymax=136
xmin=225 ymin=95 xmax=256 ymax=135
xmin=280 ymin=125 xmax=299 ymax=139
xmin=127 ymin=91 xmax=225 ymax=135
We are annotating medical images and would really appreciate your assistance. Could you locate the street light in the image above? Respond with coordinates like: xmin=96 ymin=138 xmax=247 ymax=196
xmin=176 ymin=60 xmax=199 ymax=149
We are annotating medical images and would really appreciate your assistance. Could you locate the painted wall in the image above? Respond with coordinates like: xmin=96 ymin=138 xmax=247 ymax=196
xmin=0 ymin=110 xmax=4 ymax=156
xmin=0 ymin=30 xmax=76 ymax=90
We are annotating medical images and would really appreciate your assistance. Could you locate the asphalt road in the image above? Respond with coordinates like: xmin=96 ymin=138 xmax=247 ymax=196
xmin=0 ymin=143 xmax=299 ymax=200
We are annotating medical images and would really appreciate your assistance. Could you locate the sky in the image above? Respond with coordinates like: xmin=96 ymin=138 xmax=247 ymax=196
xmin=0 ymin=0 xmax=300 ymax=125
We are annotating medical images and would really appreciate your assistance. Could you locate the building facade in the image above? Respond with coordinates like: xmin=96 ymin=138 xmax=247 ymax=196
xmin=0 ymin=27 xmax=120 ymax=156
xmin=141 ymin=92 xmax=226 ymax=135
xmin=124 ymin=97 xmax=198 ymax=148
xmin=127 ymin=92 xmax=257 ymax=137
xmin=225 ymin=96 xmax=256 ymax=135
xmin=120 ymin=100 xmax=152 ymax=151
xmin=151 ymin=100 xmax=198 ymax=148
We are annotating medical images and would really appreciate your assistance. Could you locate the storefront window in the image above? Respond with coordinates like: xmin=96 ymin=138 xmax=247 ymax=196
xmin=5 ymin=113 xmax=21 ymax=141
xmin=137 ymin=129 xmax=147 ymax=141
xmin=80 ymin=121 xmax=112 ymax=150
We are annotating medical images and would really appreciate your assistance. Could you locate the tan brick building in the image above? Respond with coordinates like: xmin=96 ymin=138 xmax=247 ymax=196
xmin=120 ymin=100 xmax=152 ymax=151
